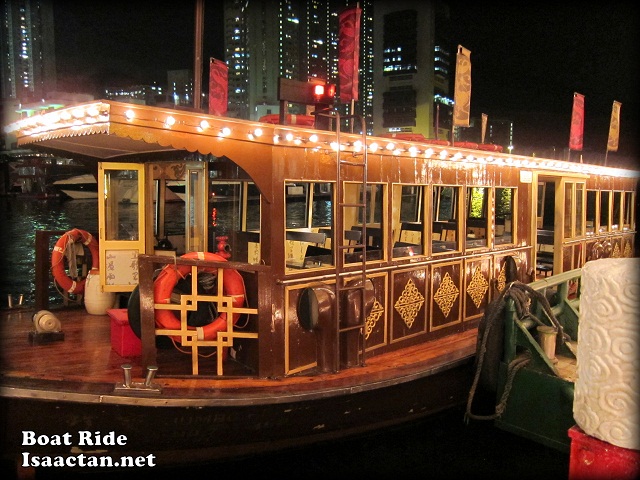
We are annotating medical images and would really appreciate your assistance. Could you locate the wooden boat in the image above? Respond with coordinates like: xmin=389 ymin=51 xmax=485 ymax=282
xmin=1 ymin=100 xmax=638 ymax=474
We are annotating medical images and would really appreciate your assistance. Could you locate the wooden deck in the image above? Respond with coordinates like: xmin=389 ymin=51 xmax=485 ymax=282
xmin=1 ymin=304 xmax=477 ymax=472
xmin=0 ymin=304 xmax=477 ymax=405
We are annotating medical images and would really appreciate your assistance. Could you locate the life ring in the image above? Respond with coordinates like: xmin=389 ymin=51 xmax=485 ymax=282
xmin=154 ymin=251 xmax=245 ymax=341
xmin=51 ymin=228 xmax=99 ymax=295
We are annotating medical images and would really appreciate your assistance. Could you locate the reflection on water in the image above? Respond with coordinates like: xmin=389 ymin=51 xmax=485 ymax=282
xmin=0 ymin=197 xmax=99 ymax=307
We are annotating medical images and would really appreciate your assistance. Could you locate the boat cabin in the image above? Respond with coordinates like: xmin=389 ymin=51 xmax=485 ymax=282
xmin=6 ymin=101 xmax=638 ymax=379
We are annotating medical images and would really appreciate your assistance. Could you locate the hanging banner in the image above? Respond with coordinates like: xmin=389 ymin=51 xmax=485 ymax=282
xmin=607 ymin=100 xmax=621 ymax=152
xmin=481 ymin=113 xmax=488 ymax=144
xmin=338 ymin=6 xmax=361 ymax=103
xmin=453 ymin=45 xmax=471 ymax=127
xmin=209 ymin=58 xmax=228 ymax=116
xmin=569 ymin=92 xmax=585 ymax=151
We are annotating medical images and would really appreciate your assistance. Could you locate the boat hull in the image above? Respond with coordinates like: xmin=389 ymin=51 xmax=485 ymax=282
xmin=1 ymin=361 xmax=472 ymax=470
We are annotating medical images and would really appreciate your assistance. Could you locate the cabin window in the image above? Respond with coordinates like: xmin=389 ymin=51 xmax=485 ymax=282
xmin=343 ymin=182 xmax=384 ymax=263
xmin=392 ymin=184 xmax=423 ymax=258
xmin=245 ymin=183 xmax=261 ymax=231
xmin=563 ymin=183 xmax=573 ymax=239
xmin=623 ymin=191 xmax=634 ymax=231
xmin=230 ymin=182 xmax=261 ymax=265
xmin=563 ymin=182 xmax=585 ymax=239
xmin=600 ymin=191 xmax=610 ymax=232
xmin=465 ymin=186 xmax=488 ymax=248
xmin=612 ymin=191 xmax=622 ymax=231
xmin=286 ymin=182 xmax=309 ymax=229
xmin=495 ymin=187 xmax=515 ymax=245
xmin=432 ymin=185 xmax=459 ymax=253
xmin=285 ymin=181 xmax=334 ymax=270
xmin=575 ymin=183 xmax=584 ymax=237
xmin=104 ymin=169 xmax=140 ymax=241
xmin=311 ymin=183 xmax=333 ymax=228
xmin=586 ymin=190 xmax=597 ymax=235
xmin=537 ymin=181 xmax=555 ymax=230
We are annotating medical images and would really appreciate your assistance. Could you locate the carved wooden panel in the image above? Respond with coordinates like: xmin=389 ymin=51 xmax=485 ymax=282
xmin=391 ymin=267 xmax=427 ymax=343
xmin=430 ymin=261 xmax=462 ymax=331
xmin=464 ymin=256 xmax=491 ymax=321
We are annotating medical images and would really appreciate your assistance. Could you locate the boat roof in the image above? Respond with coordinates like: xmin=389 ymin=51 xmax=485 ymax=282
xmin=4 ymin=100 xmax=639 ymax=180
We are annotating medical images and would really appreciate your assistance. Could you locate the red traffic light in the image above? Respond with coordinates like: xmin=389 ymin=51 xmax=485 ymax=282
xmin=311 ymin=83 xmax=336 ymax=105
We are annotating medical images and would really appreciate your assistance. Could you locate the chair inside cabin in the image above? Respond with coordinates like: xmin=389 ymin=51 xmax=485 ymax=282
xmin=536 ymin=230 xmax=554 ymax=276
xmin=393 ymin=222 xmax=423 ymax=256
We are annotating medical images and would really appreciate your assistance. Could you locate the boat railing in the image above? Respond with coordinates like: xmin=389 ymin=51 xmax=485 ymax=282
xmin=136 ymin=253 xmax=268 ymax=376
xmin=503 ymin=268 xmax=581 ymax=374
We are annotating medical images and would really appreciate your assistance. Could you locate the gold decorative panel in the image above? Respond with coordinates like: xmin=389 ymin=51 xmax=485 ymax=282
xmin=434 ymin=272 xmax=459 ymax=318
xmin=394 ymin=279 xmax=425 ymax=328
xmin=624 ymin=241 xmax=631 ymax=258
xmin=467 ymin=266 xmax=488 ymax=308
xmin=365 ymin=298 xmax=384 ymax=339
xmin=496 ymin=262 xmax=507 ymax=293
xmin=612 ymin=242 xmax=620 ymax=258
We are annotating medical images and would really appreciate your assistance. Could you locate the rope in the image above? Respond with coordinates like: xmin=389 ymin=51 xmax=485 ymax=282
xmin=464 ymin=281 xmax=568 ymax=423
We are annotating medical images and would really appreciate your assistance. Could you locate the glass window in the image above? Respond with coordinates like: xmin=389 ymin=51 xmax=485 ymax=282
xmin=285 ymin=182 xmax=334 ymax=270
xmin=600 ymin=191 xmax=610 ymax=232
xmin=623 ymin=192 xmax=634 ymax=230
xmin=495 ymin=187 xmax=515 ymax=245
xmin=466 ymin=187 xmax=488 ymax=248
xmin=564 ymin=183 xmax=573 ymax=239
xmin=575 ymin=184 xmax=584 ymax=237
xmin=285 ymin=182 xmax=309 ymax=229
xmin=344 ymin=182 xmax=384 ymax=263
xmin=311 ymin=183 xmax=333 ymax=228
xmin=104 ymin=169 xmax=139 ymax=241
xmin=612 ymin=191 xmax=622 ymax=231
xmin=245 ymin=183 xmax=261 ymax=231
xmin=586 ymin=190 xmax=597 ymax=235
xmin=393 ymin=185 xmax=423 ymax=258
xmin=432 ymin=185 xmax=459 ymax=253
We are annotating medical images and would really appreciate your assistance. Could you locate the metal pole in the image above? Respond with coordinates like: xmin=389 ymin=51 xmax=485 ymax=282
xmin=193 ymin=0 xmax=205 ymax=110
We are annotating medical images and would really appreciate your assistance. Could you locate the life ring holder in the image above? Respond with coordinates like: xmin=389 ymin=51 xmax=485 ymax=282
xmin=50 ymin=228 xmax=99 ymax=295
xmin=153 ymin=251 xmax=246 ymax=343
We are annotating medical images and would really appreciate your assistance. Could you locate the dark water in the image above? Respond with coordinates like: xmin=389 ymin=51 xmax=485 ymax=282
xmin=20 ymin=405 xmax=570 ymax=480
xmin=0 ymin=196 xmax=188 ymax=308
xmin=1 ymin=196 xmax=571 ymax=479
xmin=1 ymin=196 xmax=100 ymax=308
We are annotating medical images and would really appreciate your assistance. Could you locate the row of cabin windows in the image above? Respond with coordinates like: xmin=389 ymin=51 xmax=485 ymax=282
xmin=585 ymin=189 xmax=635 ymax=235
xmin=282 ymin=182 xmax=517 ymax=269
xmin=539 ymin=182 xmax=636 ymax=239
xmin=538 ymin=182 xmax=635 ymax=239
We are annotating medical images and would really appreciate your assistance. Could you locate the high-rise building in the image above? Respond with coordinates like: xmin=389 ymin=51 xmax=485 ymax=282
xmin=373 ymin=1 xmax=451 ymax=138
xmin=223 ymin=0 xmax=376 ymax=130
xmin=1 ymin=0 xmax=56 ymax=101
xmin=221 ymin=0 xmax=448 ymax=137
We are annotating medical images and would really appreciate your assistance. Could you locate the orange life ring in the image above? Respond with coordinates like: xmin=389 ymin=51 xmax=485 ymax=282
xmin=51 ymin=228 xmax=99 ymax=295
xmin=153 ymin=251 xmax=245 ymax=341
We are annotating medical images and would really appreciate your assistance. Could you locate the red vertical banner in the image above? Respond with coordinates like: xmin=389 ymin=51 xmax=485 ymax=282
xmin=209 ymin=58 xmax=228 ymax=116
xmin=338 ymin=6 xmax=361 ymax=103
xmin=453 ymin=45 xmax=471 ymax=127
xmin=607 ymin=100 xmax=621 ymax=152
xmin=569 ymin=92 xmax=585 ymax=151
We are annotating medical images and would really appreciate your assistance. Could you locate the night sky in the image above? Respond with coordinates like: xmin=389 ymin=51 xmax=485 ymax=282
xmin=52 ymin=1 xmax=639 ymax=163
